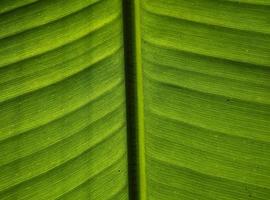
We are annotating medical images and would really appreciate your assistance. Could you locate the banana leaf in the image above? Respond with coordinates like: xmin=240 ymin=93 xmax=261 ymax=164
xmin=0 ymin=0 xmax=269 ymax=200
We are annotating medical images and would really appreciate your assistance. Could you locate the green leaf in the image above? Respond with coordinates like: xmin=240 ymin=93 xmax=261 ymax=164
xmin=0 ymin=0 xmax=128 ymax=199
xmin=141 ymin=0 xmax=270 ymax=199
xmin=1 ymin=0 xmax=270 ymax=200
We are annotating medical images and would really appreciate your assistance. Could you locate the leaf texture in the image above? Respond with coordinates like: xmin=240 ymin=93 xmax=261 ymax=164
xmin=141 ymin=0 xmax=270 ymax=199
xmin=0 ymin=0 xmax=129 ymax=199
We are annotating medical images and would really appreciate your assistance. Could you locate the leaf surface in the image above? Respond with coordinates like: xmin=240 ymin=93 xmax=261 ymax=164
xmin=141 ymin=0 xmax=270 ymax=199
xmin=0 ymin=0 xmax=129 ymax=199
